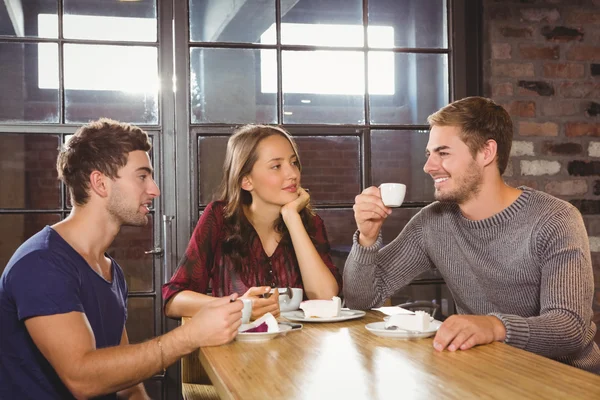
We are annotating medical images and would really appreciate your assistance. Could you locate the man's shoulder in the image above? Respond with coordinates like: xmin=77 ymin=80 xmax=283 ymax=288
xmin=2 ymin=227 xmax=58 ymax=278
xmin=520 ymin=186 xmax=578 ymax=216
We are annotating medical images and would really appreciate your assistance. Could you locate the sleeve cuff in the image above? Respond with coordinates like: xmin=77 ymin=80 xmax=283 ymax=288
xmin=489 ymin=312 xmax=530 ymax=350
xmin=349 ymin=230 xmax=383 ymax=265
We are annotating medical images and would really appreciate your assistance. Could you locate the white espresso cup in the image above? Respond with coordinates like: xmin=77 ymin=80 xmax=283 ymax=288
xmin=240 ymin=298 xmax=252 ymax=324
xmin=379 ymin=183 xmax=406 ymax=207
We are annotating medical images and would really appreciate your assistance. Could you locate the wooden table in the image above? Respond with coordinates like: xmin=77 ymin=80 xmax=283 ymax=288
xmin=183 ymin=312 xmax=600 ymax=400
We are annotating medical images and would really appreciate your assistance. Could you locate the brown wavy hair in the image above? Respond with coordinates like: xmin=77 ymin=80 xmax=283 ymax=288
xmin=427 ymin=96 xmax=513 ymax=175
xmin=216 ymin=125 xmax=315 ymax=273
xmin=57 ymin=118 xmax=151 ymax=206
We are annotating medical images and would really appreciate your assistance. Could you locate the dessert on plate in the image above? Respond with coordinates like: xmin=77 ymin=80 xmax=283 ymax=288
xmin=384 ymin=310 xmax=431 ymax=332
xmin=299 ymin=296 xmax=341 ymax=318
xmin=240 ymin=312 xmax=279 ymax=333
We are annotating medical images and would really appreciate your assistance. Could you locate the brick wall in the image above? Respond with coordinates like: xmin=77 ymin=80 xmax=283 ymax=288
xmin=484 ymin=0 xmax=600 ymax=331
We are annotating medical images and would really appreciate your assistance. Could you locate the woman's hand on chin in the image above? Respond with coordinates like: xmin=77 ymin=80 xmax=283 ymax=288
xmin=281 ymin=187 xmax=310 ymax=218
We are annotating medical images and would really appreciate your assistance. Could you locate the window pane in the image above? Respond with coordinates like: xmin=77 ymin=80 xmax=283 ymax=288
xmin=371 ymin=130 xmax=434 ymax=203
xmin=108 ymin=215 xmax=155 ymax=293
xmin=368 ymin=0 xmax=448 ymax=49
xmin=63 ymin=0 xmax=157 ymax=42
xmin=63 ymin=44 xmax=159 ymax=124
xmin=197 ymin=136 xmax=227 ymax=206
xmin=0 ymin=134 xmax=60 ymax=209
xmin=0 ymin=0 xmax=57 ymax=38
xmin=126 ymin=297 xmax=154 ymax=344
xmin=369 ymin=52 xmax=448 ymax=125
xmin=282 ymin=50 xmax=365 ymax=124
xmin=0 ymin=214 xmax=61 ymax=276
xmin=191 ymin=48 xmax=276 ymax=124
xmin=317 ymin=207 xmax=420 ymax=275
xmin=295 ymin=136 xmax=360 ymax=204
xmin=281 ymin=0 xmax=363 ymax=46
xmin=190 ymin=0 xmax=275 ymax=43
xmin=0 ymin=42 xmax=59 ymax=123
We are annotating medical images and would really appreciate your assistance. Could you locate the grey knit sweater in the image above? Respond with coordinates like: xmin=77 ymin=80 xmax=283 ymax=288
xmin=343 ymin=187 xmax=600 ymax=374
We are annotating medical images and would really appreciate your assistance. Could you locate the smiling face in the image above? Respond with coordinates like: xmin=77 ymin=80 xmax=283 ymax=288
xmin=423 ymin=125 xmax=483 ymax=204
xmin=106 ymin=150 xmax=160 ymax=226
xmin=242 ymin=134 xmax=301 ymax=208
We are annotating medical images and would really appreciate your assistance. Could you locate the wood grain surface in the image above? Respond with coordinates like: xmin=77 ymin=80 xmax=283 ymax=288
xmin=183 ymin=312 xmax=600 ymax=400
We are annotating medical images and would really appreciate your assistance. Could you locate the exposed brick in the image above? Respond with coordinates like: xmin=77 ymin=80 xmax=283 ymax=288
xmin=543 ymin=142 xmax=583 ymax=156
xmin=518 ymin=80 xmax=555 ymax=96
xmin=545 ymin=180 xmax=588 ymax=196
xmin=541 ymin=26 xmax=584 ymax=42
xmin=503 ymin=178 xmax=538 ymax=190
xmin=570 ymin=200 xmax=600 ymax=215
xmin=567 ymin=46 xmax=600 ymax=61
xmin=541 ymin=101 xmax=578 ymax=117
xmin=504 ymin=101 xmax=536 ymax=117
xmin=521 ymin=8 xmax=560 ymax=23
xmin=584 ymin=216 xmax=600 ymax=236
xmin=510 ymin=141 xmax=535 ymax=157
xmin=560 ymin=82 xmax=600 ymax=98
xmin=504 ymin=160 xmax=513 ymax=177
xmin=568 ymin=161 xmax=600 ymax=176
xmin=493 ymin=82 xmax=514 ymax=96
xmin=520 ymin=160 xmax=561 ymax=176
xmin=543 ymin=63 xmax=585 ymax=79
xmin=492 ymin=63 xmax=534 ymax=78
xmin=519 ymin=121 xmax=559 ymax=136
xmin=566 ymin=10 xmax=600 ymax=25
xmin=589 ymin=142 xmax=600 ymax=157
xmin=500 ymin=26 xmax=534 ymax=38
xmin=593 ymin=64 xmax=600 ymax=76
xmin=590 ymin=237 xmax=600 ymax=252
xmin=588 ymin=102 xmax=600 ymax=117
xmin=492 ymin=43 xmax=512 ymax=60
xmin=519 ymin=45 xmax=559 ymax=60
xmin=488 ymin=6 xmax=512 ymax=20
xmin=565 ymin=123 xmax=600 ymax=137
xmin=595 ymin=181 xmax=600 ymax=195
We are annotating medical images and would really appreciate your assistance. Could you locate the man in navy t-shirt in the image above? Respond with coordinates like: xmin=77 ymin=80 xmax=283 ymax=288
xmin=0 ymin=118 xmax=243 ymax=399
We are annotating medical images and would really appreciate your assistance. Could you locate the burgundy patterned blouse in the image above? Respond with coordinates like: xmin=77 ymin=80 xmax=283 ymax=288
xmin=162 ymin=201 xmax=342 ymax=303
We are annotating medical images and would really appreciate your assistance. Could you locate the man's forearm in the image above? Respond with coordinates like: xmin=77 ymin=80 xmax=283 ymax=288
xmin=67 ymin=327 xmax=192 ymax=398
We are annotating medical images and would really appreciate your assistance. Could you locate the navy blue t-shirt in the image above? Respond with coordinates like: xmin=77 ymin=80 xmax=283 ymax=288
xmin=0 ymin=226 xmax=128 ymax=400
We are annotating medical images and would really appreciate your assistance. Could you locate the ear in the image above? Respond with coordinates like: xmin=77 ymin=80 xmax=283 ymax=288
xmin=480 ymin=139 xmax=498 ymax=168
xmin=240 ymin=175 xmax=253 ymax=192
xmin=89 ymin=171 xmax=110 ymax=199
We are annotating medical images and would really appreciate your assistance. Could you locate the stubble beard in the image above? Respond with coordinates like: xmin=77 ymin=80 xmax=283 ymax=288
xmin=434 ymin=162 xmax=483 ymax=205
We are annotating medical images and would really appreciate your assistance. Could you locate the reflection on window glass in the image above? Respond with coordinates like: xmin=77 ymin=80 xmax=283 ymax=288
xmin=0 ymin=0 xmax=57 ymax=38
xmin=40 ymin=44 xmax=158 ymax=92
xmin=261 ymin=25 xmax=394 ymax=95
xmin=191 ymin=48 xmax=276 ymax=124
xmin=369 ymin=0 xmax=448 ymax=49
xmin=189 ymin=0 xmax=275 ymax=43
xmin=371 ymin=130 xmax=434 ymax=203
xmin=38 ymin=14 xmax=156 ymax=42
xmin=369 ymin=53 xmax=448 ymax=125
xmin=0 ymin=42 xmax=59 ymax=123
xmin=0 ymin=134 xmax=61 ymax=210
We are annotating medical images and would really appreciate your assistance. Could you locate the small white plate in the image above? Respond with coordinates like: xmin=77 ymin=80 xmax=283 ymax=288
xmin=236 ymin=323 xmax=292 ymax=342
xmin=281 ymin=309 xmax=366 ymax=323
xmin=365 ymin=320 xmax=441 ymax=339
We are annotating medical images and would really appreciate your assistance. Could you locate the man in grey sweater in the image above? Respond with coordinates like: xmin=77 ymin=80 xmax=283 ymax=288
xmin=344 ymin=96 xmax=600 ymax=374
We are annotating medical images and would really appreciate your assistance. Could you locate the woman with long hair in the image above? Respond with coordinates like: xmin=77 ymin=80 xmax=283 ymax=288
xmin=162 ymin=125 xmax=341 ymax=319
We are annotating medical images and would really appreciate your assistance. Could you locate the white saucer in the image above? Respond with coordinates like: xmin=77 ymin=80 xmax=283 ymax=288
xmin=365 ymin=320 xmax=441 ymax=339
xmin=281 ymin=309 xmax=366 ymax=323
xmin=236 ymin=323 xmax=292 ymax=342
